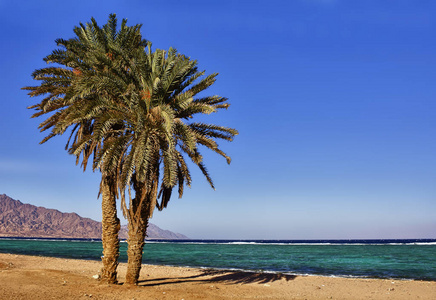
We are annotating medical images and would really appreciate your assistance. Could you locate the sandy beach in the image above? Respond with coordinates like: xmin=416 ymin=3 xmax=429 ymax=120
xmin=0 ymin=253 xmax=435 ymax=299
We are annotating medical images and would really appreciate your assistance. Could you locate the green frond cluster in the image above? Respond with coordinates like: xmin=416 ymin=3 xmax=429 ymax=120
xmin=23 ymin=13 xmax=238 ymax=222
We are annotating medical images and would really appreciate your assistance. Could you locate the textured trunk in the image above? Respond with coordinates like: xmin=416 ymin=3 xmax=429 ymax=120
xmin=100 ymin=175 xmax=120 ymax=284
xmin=125 ymin=215 xmax=149 ymax=285
xmin=125 ymin=179 xmax=151 ymax=285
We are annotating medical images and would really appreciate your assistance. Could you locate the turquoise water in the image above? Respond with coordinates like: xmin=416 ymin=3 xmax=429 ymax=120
xmin=0 ymin=238 xmax=435 ymax=281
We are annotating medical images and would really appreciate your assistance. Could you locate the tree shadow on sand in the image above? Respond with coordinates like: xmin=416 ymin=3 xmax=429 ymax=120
xmin=136 ymin=270 xmax=296 ymax=287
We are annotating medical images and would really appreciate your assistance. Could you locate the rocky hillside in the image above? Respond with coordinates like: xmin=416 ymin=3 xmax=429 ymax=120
xmin=0 ymin=194 xmax=187 ymax=239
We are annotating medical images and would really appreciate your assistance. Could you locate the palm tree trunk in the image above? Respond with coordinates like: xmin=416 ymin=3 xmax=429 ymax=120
xmin=125 ymin=179 xmax=151 ymax=285
xmin=125 ymin=215 xmax=149 ymax=285
xmin=100 ymin=174 xmax=120 ymax=284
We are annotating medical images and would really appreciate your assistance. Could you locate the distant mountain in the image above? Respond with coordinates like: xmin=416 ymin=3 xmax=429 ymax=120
xmin=0 ymin=194 xmax=187 ymax=239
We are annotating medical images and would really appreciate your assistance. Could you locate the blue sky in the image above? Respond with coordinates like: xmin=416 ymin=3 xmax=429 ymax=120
xmin=1 ymin=0 xmax=435 ymax=239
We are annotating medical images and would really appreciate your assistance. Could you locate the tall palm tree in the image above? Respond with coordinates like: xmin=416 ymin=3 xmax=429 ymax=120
xmin=25 ymin=14 xmax=238 ymax=286
xmin=70 ymin=45 xmax=238 ymax=284
xmin=23 ymin=14 xmax=148 ymax=284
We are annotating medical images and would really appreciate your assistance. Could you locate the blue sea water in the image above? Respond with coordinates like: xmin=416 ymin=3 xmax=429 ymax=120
xmin=0 ymin=238 xmax=435 ymax=281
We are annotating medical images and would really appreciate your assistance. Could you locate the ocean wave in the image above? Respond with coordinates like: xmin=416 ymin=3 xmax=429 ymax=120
xmin=146 ymin=240 xmax=436 ymax=246
xmin=3 ymin=237 xmax=436 ymax=246
xmin=226 ymin=242 xmax=260 ymax=245
xmin=411 ymin=242 xmax=436 ymax=245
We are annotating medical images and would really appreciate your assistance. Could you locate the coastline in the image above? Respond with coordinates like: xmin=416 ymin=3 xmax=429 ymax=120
xmin=2 ymin=237 xmax=436 ymax=282
xmin=1 ymin=253 xmax=435 ymax=299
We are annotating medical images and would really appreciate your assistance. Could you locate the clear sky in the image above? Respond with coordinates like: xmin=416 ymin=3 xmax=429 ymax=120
xmin=1 ymin=0 xmax=435 ymax=239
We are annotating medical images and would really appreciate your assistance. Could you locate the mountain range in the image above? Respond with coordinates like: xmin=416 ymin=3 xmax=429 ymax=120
xmin=0 ymin=194 xmax=187 ymax=239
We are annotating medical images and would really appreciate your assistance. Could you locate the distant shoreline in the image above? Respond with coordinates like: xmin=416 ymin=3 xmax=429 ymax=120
xmin=0 ymin=236 xmax=190 ymax=241
xmin=1 ymin=236 xmax=435 ymax=243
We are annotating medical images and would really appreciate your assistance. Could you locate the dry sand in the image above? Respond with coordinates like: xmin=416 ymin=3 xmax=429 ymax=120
xmin=0 ymin=253 xmax=435 ymax=299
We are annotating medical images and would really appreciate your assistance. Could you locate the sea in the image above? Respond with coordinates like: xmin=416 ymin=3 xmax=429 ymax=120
xmin=0 ymin=237 xmax=435 ymax=281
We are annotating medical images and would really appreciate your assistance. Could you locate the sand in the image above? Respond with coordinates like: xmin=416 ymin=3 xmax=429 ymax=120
xmin=0 ymin=253 xmax=435 ymax=299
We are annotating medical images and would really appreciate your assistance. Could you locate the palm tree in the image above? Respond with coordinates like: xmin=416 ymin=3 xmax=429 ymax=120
xmin=25 ymin=14 xmax=238 ymax=286
xmin=74 ymin=45 xmax=238 ymax=284
xmin=67 ymin=44 xmax=238 ymax=284
xmin=23 ymin=14 xmax=148 ymax=284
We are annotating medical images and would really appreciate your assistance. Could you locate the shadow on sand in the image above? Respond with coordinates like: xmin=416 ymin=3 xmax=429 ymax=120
xmin=136 ymin=269 xmax=296 ymax=287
